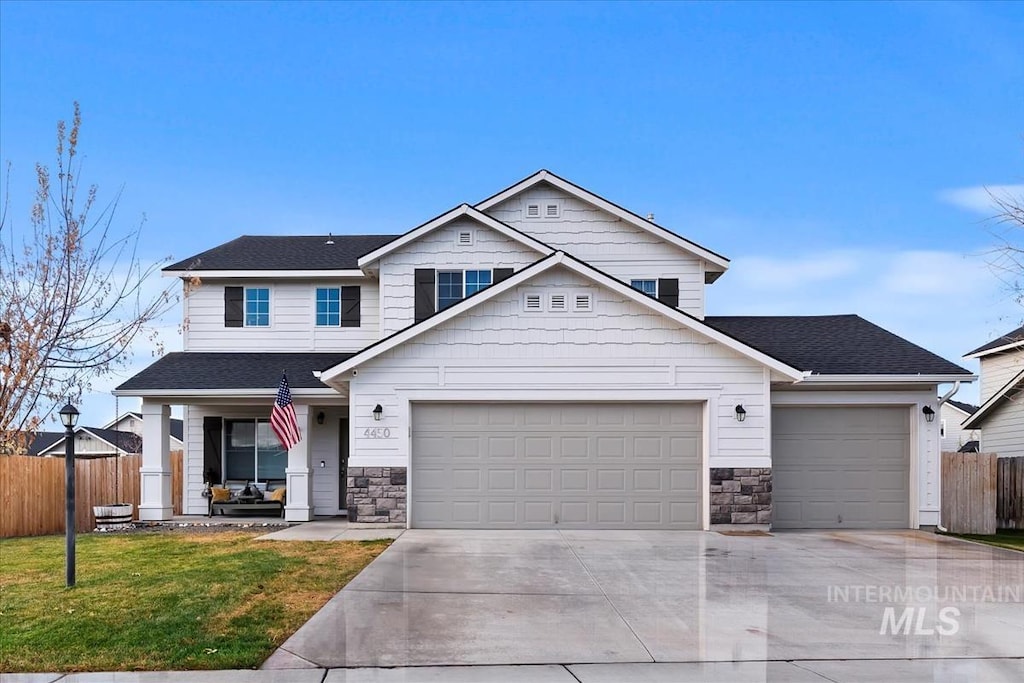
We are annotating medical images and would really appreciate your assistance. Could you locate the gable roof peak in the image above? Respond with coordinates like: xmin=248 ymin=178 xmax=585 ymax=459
xmin=964 ymin=323 xmax=1024 ymax=359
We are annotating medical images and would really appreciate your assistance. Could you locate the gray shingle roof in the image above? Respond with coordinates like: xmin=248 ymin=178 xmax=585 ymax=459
xmin=964 ymin=324 xmax=1024 ymax=357
xmin=116 ymin=353 xmax=355 ymax=391
xmin=704 ymin=315 xmax=971 ymax=376
xmin=27 ymin=431 xmax=64 ymax=455
xmin=164 ymin=235 xmax=400 ymax=272
xmin=946 ymin=399 xmax=978 ymax=415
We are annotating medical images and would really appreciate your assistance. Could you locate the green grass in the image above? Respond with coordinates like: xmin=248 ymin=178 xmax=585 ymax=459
xmin=952 ymin=529 xmax=1024 ymax=552
xmin=0 ymin=531 xmax=390 ymax=672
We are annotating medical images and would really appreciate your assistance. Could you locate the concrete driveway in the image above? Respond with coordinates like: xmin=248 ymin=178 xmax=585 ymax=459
xmin=269 ymin=529 xmax=1023 ymax=679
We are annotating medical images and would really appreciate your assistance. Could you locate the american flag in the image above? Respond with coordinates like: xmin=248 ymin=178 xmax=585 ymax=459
xmin=271 ymin=374 xmax=301 ymax=450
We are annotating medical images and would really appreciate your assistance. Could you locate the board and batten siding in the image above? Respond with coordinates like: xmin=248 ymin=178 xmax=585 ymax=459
xmin=483 ymin=185 xmax=708 ymax=318
xmin=182 ymin=278 xmax=380 ymax=352
xmin=979 ymin=352 xmax=1023 ymax=402
xmin=377 ymin=217 xmax=542 ymax=335
xmin=979 ymin=400 xmax=1024 ymax=459
xmin=184 ymin=405 xmax=345 ymax=515
xmin=348 ymin=265 xmax=773 ymax=470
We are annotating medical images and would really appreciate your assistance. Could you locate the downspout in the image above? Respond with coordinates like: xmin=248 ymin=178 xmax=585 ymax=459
xmin=934 ymin=381 xmax=961 ymax=533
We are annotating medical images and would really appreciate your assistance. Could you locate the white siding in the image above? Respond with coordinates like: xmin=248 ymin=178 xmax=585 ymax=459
xmin=349 ymin=265 xmax=770 ymax=470
xmin=939 ymin=403 xmax=978 ymax=453
xmin=378 ymin=217 xmax=542 ymax=335
xmin=183 ymin=277 xmax=380 ymax=352
xmin=484 ymin=185 xmax=708 ymax=318
xmin=980 ymin=352 xmax=1023 ymax=402
xmin=979 ymin=399 xmax=1024 ymax=459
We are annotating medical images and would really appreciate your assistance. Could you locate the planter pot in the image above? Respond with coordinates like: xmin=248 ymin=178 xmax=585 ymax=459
xmin=93 ymin=503 xmax=134 ymax=530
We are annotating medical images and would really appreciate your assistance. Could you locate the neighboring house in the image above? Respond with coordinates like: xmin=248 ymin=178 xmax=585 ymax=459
xmin=115 ymin=170 xmax=973 ymax=530
xmin=962 ymin=324 xmax=1024 ymax=458
xmin=28 ymin=412 xmax=183 ymax=458
xmin=939 ymin=399 xmax=979 ymax=453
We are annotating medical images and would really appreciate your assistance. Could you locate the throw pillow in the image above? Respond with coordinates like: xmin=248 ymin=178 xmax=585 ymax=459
xmin=268 ymin=487 xmax=286 ymax=503
xmin=211 ymin=487 xmax=231 ymax=503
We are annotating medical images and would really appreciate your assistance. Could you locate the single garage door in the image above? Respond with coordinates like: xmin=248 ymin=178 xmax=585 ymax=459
xmin=411 ymin=402 xmax=702 ymax=529
xmin=772 ymin=406 xmax=909 ymax=529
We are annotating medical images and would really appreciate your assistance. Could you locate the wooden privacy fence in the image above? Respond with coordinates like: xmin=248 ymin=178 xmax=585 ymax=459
xmin=997 ymin=456 xmax=1024 ymax=530
xmin=941 ymin=452 xmax=997 ymax=535
xmin=941 ymin=452 xmax=1024 ymax=534
xmin=0 ymin=451 xmax=182 ymax=538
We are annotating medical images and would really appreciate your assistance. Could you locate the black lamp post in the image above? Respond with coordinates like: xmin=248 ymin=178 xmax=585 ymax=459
xmin=59 ymin=402 xmax=79 ymax=588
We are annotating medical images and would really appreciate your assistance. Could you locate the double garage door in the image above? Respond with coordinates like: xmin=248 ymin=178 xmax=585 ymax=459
xmin=772 ymin=407 xmax=910 ymax=529
xmin=411 ymin=402 xmax=702 ymax=529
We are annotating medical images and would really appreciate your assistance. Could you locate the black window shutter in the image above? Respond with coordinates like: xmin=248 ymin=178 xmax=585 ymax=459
xmin=414 ymin=269 xmax=435 ymax=322
xmin=494 ymin=267 xmax=514 ymax=283
xmin=657 ymin=278 xmax=679 ymax=308
xmin=341 ymin=286 xmax=361 ymax=327
xmin=224 ymin=286 xmax=243 ymax=327
xmin=203 ymin=416 xmax=223 ymax=485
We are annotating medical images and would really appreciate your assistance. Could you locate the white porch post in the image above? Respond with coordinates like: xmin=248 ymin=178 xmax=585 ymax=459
xmin=138 ymin=401 xmax=172 ymax=521
xmin=285 ymin=404 xmax=314 ymax=522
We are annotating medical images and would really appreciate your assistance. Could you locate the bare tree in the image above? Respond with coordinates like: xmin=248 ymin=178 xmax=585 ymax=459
xmin=0 ymin=103 xmax=174 ymax=453
xmin=988 ymin=185 xmax=1024 ymax=311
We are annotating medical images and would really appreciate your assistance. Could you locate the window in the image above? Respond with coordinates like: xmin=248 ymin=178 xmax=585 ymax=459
xmin=940 ymin=420 xmax=947 ymax=439
xmin=438 ymin=270 xmax=492 ymax=310
xmin=245 ymin=288 xmax=270 ymax=326
xmin=224 ymin=419 xmax=287 ymax=482
xmin=316 ymin=288 xmax=340 ymax=326
xmin=630 ymin=280 xmax=657 ymax=297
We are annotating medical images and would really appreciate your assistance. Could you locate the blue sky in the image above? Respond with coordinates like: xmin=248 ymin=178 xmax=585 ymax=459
xmin=1 ymin=1 xmax=1022 ymax=427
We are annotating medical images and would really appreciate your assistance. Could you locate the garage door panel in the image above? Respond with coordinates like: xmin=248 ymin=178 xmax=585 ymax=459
xmin=411 ymin=403 xmax=702 ymax=529
xmin=772 ymin=407 xmax=909 ymax=529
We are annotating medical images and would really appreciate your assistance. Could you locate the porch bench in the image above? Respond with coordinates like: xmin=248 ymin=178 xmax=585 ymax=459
xmin=208 ymin=480 xmax=286 ymax=518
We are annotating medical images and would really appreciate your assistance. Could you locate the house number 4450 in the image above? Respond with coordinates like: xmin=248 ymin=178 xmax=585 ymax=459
xmin=363 ymin=427 xmax=391 ymax=439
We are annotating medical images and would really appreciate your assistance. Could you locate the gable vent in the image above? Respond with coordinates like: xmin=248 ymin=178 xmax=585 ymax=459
xmin=545 ymin=203 xmax=560 ymax=218
xmin=549 ymin=293 xmax=567 ymax=311
xmin=526 ymin=203 xmax=541 ymax=218
xmin=456 ymin=230 xmax=474 ymax=246
xmin=524 ymin=293 xmax=542 ymax=311
xmin=573 ymin=293 xmax=592 ymax=312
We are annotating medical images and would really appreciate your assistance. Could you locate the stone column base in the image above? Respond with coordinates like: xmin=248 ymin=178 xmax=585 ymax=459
xmin=347 ymin=467 xmax=407 ymax=524
xmin=710 ymin=467 xmax=772 ymax=525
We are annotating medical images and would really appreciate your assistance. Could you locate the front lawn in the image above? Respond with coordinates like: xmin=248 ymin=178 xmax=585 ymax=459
xmin=0 ymin=530 xmax=390 ymax=672
xmin=952 ymin=529 xmax=1024 ymax=552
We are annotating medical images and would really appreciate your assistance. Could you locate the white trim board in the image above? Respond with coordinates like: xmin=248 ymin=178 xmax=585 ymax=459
xmin=164 ymin=269 xmax=367 ymax=279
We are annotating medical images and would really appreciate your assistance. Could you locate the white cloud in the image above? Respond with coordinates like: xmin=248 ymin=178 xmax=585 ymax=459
xmin=732 ymin=251 xmax=863 ymax=290
xmin=938 ymin=184 xmax=1024 ymax=216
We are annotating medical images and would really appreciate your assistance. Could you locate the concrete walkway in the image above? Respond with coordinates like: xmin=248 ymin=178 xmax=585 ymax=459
xmin=256 ymin=520 xmax=404 ymax=542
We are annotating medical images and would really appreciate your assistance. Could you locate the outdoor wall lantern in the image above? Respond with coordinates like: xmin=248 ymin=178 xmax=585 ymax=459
xmin=316 ymin=411 xmax=325 ymax=425
xmin=922 ymin=406 xmax=935 ymax=423
xmin=59 ymin=402 xmax=80 ymax=588
xmin=734 ymin=404 xmax=747 ymax=422
xmin=373 ymin=404 xmax=383 ymax=421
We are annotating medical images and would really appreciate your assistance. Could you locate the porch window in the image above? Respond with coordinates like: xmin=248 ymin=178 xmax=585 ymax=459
xmin=224 ymin=419 xmax=287 ymax=482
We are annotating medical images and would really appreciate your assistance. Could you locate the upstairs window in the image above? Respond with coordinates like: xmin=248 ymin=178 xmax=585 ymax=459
xmin=245 ymin=288 xmax=270 ymax=327
xmin=438 ymin=269 xmax=492 ymax=310
xmin=630 ymin=280 xmax=657 ymax=297
xmin=316 ymin=288 xmax=341 ymax=326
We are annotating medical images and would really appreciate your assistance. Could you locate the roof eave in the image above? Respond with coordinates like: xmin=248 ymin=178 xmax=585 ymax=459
xmin=963 ymin=340 xmax=1024 ymax=360
xmin=962 ymin=369 xmax=1024 ymax=429
xmin=797 ymin=374 xmax=977 ymax=385
xmin=112 ymin=388 xmax=342 ymax=399
xmin=163 ymin=269 xmax=367 ymax=279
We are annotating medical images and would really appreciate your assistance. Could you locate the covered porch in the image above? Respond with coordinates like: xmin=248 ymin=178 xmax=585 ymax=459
xmin=114 ymin=352 xmax=353 ymax=523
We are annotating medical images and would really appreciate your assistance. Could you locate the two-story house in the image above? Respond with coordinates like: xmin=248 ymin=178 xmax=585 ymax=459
xmin=962 ymin=324 xmax=1024 ymax=458
xmin=116 ymin=170 xmax=973 ymax=530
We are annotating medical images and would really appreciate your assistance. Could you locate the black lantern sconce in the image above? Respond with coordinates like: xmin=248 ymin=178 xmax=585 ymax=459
xmin=373 ymin=404 xmax=383 ymax=421
xmin=316 ymin=411 xmax=325 ymax=425
xmin=922 ymin=406 xmax=935 ymax=423
xmin=735 ymin=404 xmax=747 ymax=422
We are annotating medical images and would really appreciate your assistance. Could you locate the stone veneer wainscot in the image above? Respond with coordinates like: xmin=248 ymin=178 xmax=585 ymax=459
xmin=346 ymin=467 xmax=407 ymax=524
xmin=710 ymin=467 xmax=772 ymax=524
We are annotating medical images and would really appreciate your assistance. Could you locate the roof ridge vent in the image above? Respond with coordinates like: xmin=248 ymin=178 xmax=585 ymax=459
xmin=325 ymin=232 xmax=335 ymax=245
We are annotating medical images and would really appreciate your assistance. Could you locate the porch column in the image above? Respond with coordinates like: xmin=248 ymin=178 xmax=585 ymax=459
xmin=139 ymin=401 xmax=172 ymax=521
xmin=285 ymin=404 xmax=314 ymax=522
